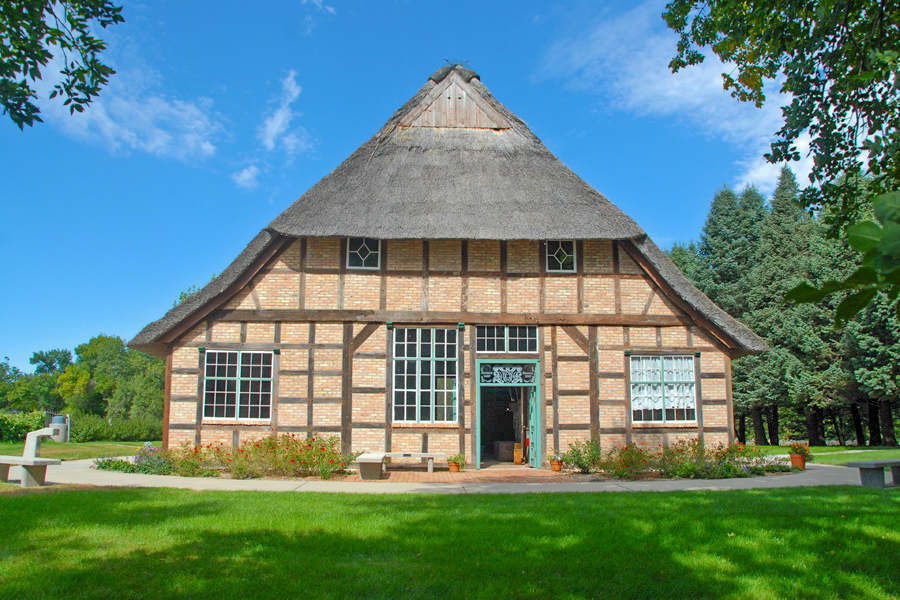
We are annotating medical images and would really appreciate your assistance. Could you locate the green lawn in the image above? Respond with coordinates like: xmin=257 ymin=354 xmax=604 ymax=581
xmin=814 ymin=449 xmax=900 ymax=466
xmin=755 ymin=446 xmax=900 ymax=464
xmin=0 ymin=440 xmax=160 ymax=461
xmin=1 ymin=487 xmax=898 ymax=599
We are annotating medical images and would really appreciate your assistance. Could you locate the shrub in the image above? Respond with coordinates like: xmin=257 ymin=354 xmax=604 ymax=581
xmin=109 ymin=417 xmax=163 ymax=441
xmin=93 ymin=455 xmax=137 ymax=473
xmin=131 ymin=444 xmax=172 ymax=475
xmin=93 ymin=444 xmax=174 ymax=475
xmin=562 ymin=439 xmax=602 ymax=473
xmin=0 ymin=411 xmax=45 ymax=441
xmin=600 ymin=444 xmax=653 ymax=479
xmin=70 ymin=413 xmax=112 ymax=442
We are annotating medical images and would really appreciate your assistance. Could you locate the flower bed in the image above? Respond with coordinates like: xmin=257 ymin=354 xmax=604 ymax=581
xmin=562 ymin=439 xmax=793 ymax=480
xmin=94 ymin=433 xmax=359 ymax=480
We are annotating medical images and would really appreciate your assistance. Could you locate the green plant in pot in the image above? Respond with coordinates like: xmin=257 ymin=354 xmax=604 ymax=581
xmin=447 ymin=453 xmax=466 ymax=472
xmin=547 ymin=449 xmax=564 ymax=471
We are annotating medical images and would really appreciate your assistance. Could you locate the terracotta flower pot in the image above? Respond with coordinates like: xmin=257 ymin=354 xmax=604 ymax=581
xmin=550 ymin=460 xmax=562 ymax=472
xmin=789 ymin=453 xmax=806 ymax=470
xmin=448 ymin=462 xmax=460 ymax=473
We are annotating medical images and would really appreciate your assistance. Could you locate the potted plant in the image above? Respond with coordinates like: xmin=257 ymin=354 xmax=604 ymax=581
xmin=788 ymin=442 xmax=813 ymax=470
xmin=548 ymin=450 xmax=564 ymax=472
xmin=447 ymin=453 xmax=466 ymax=472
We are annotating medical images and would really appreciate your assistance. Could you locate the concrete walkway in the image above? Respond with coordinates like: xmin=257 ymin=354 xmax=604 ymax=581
xmin=34 ymin=459 xmax=868 ymax=494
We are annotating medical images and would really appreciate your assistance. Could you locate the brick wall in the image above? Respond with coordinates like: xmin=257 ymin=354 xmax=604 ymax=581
xmin=161 ymin=237 xmax=739 ymax=461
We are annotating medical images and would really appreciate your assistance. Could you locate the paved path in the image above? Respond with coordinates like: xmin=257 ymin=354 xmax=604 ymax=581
xmin=32 ymin=459 xmax=868 ymax=494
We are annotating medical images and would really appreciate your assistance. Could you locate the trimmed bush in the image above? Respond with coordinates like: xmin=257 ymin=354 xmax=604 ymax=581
xmin=109 ymin=416 xmax=163 ymax=441
xmin=0 ymin=411 xmax=45 ymax=441
xmin=70 ymin=415 xmax=162 ymax=442
xmin=69 ymin=414 xmax=112 ymax=442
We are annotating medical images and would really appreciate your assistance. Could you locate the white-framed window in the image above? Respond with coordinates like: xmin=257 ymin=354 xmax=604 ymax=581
xmin=347 ymin=237 xmax=381 ymax=269
xmin=546 ymin=240 xmax=576 ymax=273
xmin=393 ymin=328 xmax=458 ymax=423
xmin=204 ymin=351 xmax=273 ymax=420
xmin=475 ymin=325 xmax=538 ymax=353
xmin=630 ymin=355 xmax=696 ymax=423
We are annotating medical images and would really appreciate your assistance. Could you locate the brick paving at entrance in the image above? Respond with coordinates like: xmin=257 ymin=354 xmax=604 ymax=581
xmin=342 ymin=467 xmax=573 ymax=484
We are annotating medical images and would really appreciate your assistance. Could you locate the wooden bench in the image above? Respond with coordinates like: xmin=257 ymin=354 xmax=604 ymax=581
xmin=846 ymin=459 xmax=900 ymax=488
xmin=355 ymin=452 xmax=448 ymax=480
xmin=0 ymin=456 xmax=62 ymax=488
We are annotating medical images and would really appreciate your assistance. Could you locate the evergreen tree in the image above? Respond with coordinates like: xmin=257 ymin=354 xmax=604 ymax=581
xmin=843 ymin=294 xmax=900 ymax=446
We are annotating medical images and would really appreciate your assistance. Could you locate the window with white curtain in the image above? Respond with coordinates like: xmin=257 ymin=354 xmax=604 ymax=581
xmin=630 ymin=355 xmax=696 ymax=422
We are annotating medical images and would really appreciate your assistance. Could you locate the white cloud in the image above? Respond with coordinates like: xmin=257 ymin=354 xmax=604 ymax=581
xmin=302 ymin=0 xmax=336 ymax=15
xmin=539 ymin=0 xmax=813 ymax=195
xmin=231 ymin=165 xmax=261 ymax=189
xmin=257 ymin=70 xmax=313 ymax=157
xmin=34 ymin=45 xmax=223 ymax=162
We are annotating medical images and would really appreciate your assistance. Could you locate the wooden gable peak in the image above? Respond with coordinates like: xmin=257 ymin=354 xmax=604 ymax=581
xmin=400 ymin=69 xmax=510 ymax=129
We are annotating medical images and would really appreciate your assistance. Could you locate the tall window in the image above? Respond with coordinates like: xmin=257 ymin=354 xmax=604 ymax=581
xmin=546 ymin=240 xmax=576 ymax=273
xmin=393 ymin=328 xmax=458 ymax=423
xmin=630 ymin=355 xmax=696 ymax=423
xmin=204 ymin=351 xmax=273 ymax=420
xmin=475 ymin=325 xmax=538 ymax=353
xmin=347 ymin=237 xmax=381 ymax=269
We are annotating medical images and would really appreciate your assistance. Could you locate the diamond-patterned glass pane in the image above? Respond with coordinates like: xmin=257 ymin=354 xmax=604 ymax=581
xmin=348 ymin=237 xmax=380 ymax=268
xmin=546 ymin=240 xmax=575 ymax=272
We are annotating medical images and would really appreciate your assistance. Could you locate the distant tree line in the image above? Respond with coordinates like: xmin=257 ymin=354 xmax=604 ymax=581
xmin=671 ymin=167 xmax=899 ymax=446
xmin=0 ymin=335 xmax=164 ymax=423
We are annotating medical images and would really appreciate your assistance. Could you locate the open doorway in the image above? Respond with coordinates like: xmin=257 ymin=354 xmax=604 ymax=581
xmin=475 ymin=359 xmax=542 ymax=469
xmin=480 ymin=387 xmax=528 ymax=464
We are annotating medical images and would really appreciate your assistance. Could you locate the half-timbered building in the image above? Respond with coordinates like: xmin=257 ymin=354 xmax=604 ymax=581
xmin=130 ymin=65 xmax=767 ymax=469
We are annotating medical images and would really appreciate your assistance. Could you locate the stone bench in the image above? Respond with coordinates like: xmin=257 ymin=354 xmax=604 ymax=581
xmin=846 ymin=459 xmax=900 ymax=489
xmin=0 ymin=456 xmax=62 ymax=488
xmin=355 ymin=452 xmax=448 ymax=480
xmin=356 ymin=453 xmax=386 ymax=480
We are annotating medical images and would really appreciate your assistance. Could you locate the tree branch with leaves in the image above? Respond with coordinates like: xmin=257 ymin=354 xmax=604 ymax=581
xmin=1 ymin=0 xmax=124 ymax=129
xmin=663 ymin=0 xmax=900 ymax=323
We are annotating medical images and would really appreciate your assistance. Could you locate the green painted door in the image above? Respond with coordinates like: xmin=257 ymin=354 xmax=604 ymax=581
xmin=527 ymin=388 xmax=541 ymax=468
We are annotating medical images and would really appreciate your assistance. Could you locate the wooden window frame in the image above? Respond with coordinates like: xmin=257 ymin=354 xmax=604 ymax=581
xmin=629 ymin=354 xmax=697 ymax=424
xmin=346 ymin=237 xmax=381 ymax=270
xmin=545 ymin=240 xmax=577 ymax=273
xmin=475 ymin=325 xmax=538 ymax=354
xmin=203 ymin=350 xmax=274 ymax=422
xmin=392 ymin=327 xmax=459 ymax=424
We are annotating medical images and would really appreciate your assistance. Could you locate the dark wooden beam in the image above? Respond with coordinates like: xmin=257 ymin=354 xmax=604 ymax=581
xmin=589 ymin=326 xmax=599 ymax=441
xmin=341 ymin=323 xmax=353 ymax=454
xmin=351 ymin=323 xmax=381 ymax=353
xmin=211 ymin=308 xmax=688 ymax=327
xmin=560 ymin=325 xmax=590 ymax=355
xmin=163 ymin=351 xmax=172 ymax=449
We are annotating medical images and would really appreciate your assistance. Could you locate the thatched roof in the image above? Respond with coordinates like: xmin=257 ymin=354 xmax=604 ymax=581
xmin=129 ymin=65 xmax=767 ymax=357
xmin=267 ymin=66 xmax=646 ymax=240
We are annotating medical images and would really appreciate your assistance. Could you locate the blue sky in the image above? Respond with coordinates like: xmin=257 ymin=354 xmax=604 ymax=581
xmin=0 ymin=0 xmax=811 ymax=371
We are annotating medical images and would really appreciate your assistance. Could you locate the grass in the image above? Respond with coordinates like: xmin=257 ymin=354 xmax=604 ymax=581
xmin=815 ymin=449 xmax=900 ymax=466
xmin=751 ymin=445 xmax=900 ymax=457
xmin=1 ymin=487 xmax=898 ymax=599
xmin=0 ymin=440 xmax=161 ymax=461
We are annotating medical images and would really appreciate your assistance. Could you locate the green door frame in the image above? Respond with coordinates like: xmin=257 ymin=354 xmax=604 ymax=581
xmin=475 ymin=359 xmax=542 ymax=470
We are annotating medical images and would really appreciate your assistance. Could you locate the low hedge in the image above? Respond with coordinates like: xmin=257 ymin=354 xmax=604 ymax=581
xmin=70 ymin=414 xmax=162 ymax=442
xmin=0 ymin=411 xmax=45 ymax=441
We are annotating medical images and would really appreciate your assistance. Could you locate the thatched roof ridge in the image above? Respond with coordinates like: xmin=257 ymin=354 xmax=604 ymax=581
xmin=267 ymin=66 xmax=646 ymax=240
